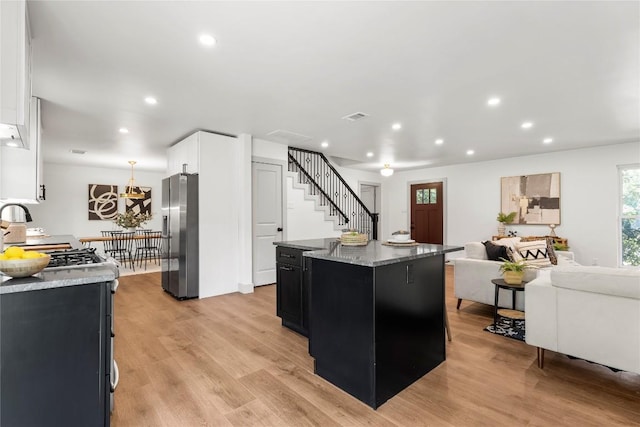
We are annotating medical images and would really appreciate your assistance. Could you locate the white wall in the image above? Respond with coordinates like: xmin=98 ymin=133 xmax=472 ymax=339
xmin=26 ymin=163 xmax=164 ymax=241
xmin=381 ymin=142 xmax=640 ymax=267
xmin=284 ymin=173 xmax=342 ymax=241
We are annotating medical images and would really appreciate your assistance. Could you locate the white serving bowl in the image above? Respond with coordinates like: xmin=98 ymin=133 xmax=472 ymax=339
xmin=392 ymin=233 xmax=411 ymax=241
xmin=0 ymin=255 xmax=51 ymax=278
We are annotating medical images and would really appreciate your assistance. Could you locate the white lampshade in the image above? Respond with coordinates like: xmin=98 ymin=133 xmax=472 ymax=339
xmin=380 ymin=164 xmax=394 ymax=177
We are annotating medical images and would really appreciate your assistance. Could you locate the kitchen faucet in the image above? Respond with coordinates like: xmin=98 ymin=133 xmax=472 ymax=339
xmin=0 ymin=203 xmax=33 ymax=252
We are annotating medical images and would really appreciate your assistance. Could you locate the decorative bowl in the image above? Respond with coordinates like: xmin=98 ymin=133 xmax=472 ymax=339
xmin=0 ymin=254 xmax=51 ymax=278
xmin=391 ymin=231 xmax=411 ymax=241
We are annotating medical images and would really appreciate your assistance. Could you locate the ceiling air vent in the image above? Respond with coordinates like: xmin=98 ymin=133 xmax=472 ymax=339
xmin=341 ymin=112 xmax=369 ymax=122
xmin=266 ymin=129 xmax=312 ymax=145
xmin=69 ymin=149 xmax=87 ymax=155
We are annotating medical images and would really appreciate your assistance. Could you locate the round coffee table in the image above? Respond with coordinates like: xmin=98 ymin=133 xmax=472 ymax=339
xmin=491 ymin=278 xmax=528 ymax=331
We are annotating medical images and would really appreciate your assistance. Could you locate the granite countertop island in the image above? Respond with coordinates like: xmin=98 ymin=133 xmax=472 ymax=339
xmin=275 ymin=237 xmax=463 ymax=409
xmin=0 ymin=234 xmax=117 ymax=294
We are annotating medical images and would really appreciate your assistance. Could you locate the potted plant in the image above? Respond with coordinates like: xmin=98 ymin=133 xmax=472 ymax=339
xmin=498 ymin=258 xmax=532 ymax=285
xmin=114 ymin=211 xmax=152 ymax=231
xmin=496 ymin=211 xmax=517 ymax=236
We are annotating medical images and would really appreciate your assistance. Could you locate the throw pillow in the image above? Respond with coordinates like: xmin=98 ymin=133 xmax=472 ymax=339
xmin=513 ymin=240 xmax=552 ymax=267
xmin=546 ymin=238 xmax=558 ymax=265
xmin=491 ymin=237 xmax=521 ymax=259
xmin=483 ymin=241 xmax=509 ymax=261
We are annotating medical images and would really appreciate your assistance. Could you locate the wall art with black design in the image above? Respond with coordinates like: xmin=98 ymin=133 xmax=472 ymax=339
xmin=88 ymin=184 xmax=118 ymax=220
xmin=500 ymin=172 xmax=560 ymax=225
xmin=125 ymin=186 xmax=152 ymax=216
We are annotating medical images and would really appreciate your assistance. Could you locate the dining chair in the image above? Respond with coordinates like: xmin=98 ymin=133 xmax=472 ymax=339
xmin=109 ymin=231 xmax=135 ymax=271
xmin=134 ymin=230 xmax=162 ymax=270
xmin=101 ymin=230 xmax=118 ymax=258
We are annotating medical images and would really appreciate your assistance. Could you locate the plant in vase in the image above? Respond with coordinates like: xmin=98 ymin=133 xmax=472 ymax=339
xmin=114 ymin=211 xmax=152 ymax=231
xmin=496 ymin=211 xmax=517 ymax=236
xmin=498 ymin=258 xmax=534 ymax=285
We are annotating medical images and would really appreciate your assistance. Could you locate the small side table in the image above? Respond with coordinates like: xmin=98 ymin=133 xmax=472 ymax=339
xmin=491 ymin=278 xmax=528 ymax=331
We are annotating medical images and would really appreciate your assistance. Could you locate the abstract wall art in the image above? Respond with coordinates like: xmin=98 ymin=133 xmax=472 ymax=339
xmin=88 ymin=184 xmax=118 ymax=220
xmin=500 ymin=172 xmax=560 ymax=225
xmin=125 ymin=186 xmax=152 ymax=216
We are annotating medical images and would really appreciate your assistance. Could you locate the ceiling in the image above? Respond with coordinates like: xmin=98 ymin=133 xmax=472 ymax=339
xmin=26 ymin=1 xmax=639 ymax=173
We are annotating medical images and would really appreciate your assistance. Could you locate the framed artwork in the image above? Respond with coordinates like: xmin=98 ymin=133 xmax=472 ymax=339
xmin=500 ymin=172 xmax=560 ymax=225
xmin=88 ymin=184 xmax=118 ymax=220
xmin=125 ymin=186 xmax=152 ymax=216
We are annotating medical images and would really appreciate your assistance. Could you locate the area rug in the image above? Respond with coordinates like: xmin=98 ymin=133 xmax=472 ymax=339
xmin=484 ymin=317 xmax=525 ymax=341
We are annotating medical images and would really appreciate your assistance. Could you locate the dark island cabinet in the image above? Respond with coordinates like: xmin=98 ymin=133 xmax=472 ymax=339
xmin=276 ymin=246 xmax=309 ymax=336
xmin=0 ymin=283 xmax=111 ymax=427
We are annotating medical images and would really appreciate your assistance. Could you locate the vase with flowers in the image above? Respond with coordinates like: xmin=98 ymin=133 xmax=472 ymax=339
xmin=114 ymin=211 xmax=151 ymax=231
xmin=496 ymin=211 xmax=517 ymax=236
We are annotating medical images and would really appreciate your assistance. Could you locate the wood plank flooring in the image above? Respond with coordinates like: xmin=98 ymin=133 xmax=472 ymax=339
xmin=111 ymin=267 xmax=640 ymax=426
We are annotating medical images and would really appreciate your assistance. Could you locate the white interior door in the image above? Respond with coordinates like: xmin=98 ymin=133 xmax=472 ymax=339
xmin=252 ymin=162 xmax=283 ymax=286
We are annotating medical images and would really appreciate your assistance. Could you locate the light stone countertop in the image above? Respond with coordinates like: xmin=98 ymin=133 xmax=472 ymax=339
xmin=0 ymin=235 xmax=117 ymax=294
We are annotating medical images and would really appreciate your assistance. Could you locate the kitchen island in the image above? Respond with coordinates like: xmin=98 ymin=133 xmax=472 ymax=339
xmin=0 ymin=235 xmax=117 ymax=427
xmin=274 ymin=239 xmax=463 ymax=409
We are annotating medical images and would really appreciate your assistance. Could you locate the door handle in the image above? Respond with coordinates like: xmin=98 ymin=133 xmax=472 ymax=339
xmin=277 ymin=227 xmax=283 ymax=232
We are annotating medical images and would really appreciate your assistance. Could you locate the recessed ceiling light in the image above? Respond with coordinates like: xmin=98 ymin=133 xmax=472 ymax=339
xmin=392 ymin=123 xmax=402 ymax=131
xmin=144 ymin=96 xmax=157 ymax=105
xmin=466 ymin=149 xmax=475 ymax=155
xmin=119 ymin=128 xmax=129 ymax=134
xmin=435 ymin=139 xmax=444 ymax=145
xmin=366 ymin=152 xmax=374 ymax=157
xmin=543 ymin=137 xmax=553 ymax=144
xmin=199 ymin=34 xmax=216 ymax=47
xmin=521 ymin=121 xmax=533 ymax=129
xmin=487 ymin=97 xmax=501 ymax=106
xmin=321 ymin=141 xmax=329 ymax=148
xmin=6 ymin=142 xmax=18 ymax=147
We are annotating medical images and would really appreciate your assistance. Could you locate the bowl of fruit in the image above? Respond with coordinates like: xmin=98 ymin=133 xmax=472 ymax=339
xmin=0 ymin=246 xmax=51 ymax=278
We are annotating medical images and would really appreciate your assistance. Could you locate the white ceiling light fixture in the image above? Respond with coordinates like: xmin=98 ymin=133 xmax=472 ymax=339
xmin=199 ymin=33 xmax=216 ymax=47
xmin=321 ymin=141 xmax=329 ymax=148
xmin=521 ymin=121 xmax=533 ymax=129
xmin=6 ymin=142 xmax=19 ymax=147
xmin=119 ymin=127 xmax=129 ymax=134
xmin=466 ymin=149 xmax=475 ymax=155
xmin=392 ymin=123 xmax=402 ymax=131
xmin=435 ymin=139 xmax=444 ymax=145
xmin=366 ymin=152 xmax=374 ymax=157
xmin=144 ymin=96 xmax=157 ymax=105
xmin=380 ymin=164 xmax=394 ymax=177
xmin=543 ymin=137 xmax=553 ymax=144
xmin=487 ymin=97 xmax=501 ymax=106
xmin=120 ymin=160 xmax=145 ymax=199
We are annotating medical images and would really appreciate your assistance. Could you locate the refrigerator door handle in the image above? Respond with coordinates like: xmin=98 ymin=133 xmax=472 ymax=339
xmin=162 ymin=215 xmax=169 ymax=237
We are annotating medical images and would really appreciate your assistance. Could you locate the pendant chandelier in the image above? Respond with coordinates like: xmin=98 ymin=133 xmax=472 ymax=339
xmin=120 ymin=160 xmax=144 ymax=199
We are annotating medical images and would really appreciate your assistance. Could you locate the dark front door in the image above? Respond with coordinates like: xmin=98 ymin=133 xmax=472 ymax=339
xmin=410 ymin=182 xmax=443 ymax=244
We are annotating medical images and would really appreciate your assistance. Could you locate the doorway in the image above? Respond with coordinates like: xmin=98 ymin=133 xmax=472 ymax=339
xmin=359 ymin=182 xmax=380 ymax=238
xmin=252 ymin=161 xmax=284 ymax=286
xmin=410 ymin=182 xmax=443 ymax=244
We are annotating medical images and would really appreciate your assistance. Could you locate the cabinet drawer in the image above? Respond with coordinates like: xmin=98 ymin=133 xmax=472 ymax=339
xmin=276 ymin=247 xmax=304 ymax=267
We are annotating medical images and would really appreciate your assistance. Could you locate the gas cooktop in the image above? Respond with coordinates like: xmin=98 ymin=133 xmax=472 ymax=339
xmin=46 ymin=248 xmax=106 ymax=268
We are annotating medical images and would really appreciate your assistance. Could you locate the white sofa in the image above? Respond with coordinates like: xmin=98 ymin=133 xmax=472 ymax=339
xmin=525 ymin=266 xmax=640 ymax=373
xmin=453 ymin=241 xmax=576 ymax=311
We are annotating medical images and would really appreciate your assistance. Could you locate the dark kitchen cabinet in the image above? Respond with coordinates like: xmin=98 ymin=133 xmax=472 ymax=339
xmin=0 ymin=282 xmax=111 ymax=427
xmin=276 ymin=246 xmax=309 ymax=336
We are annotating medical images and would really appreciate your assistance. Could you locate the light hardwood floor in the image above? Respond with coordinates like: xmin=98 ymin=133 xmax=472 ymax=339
xmin=111 ymin=267 xmax=640 ymax=426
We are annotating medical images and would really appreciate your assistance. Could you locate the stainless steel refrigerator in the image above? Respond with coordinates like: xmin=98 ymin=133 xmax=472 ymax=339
xmin=161 ymin=173 xmax=199 ymax=299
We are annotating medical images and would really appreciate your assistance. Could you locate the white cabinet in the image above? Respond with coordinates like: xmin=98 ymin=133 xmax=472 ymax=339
xmin=0 ymin=97 xmax=44 ymax=203
xmin=166 ymin=132 xmax=199 ymax=175
xmin=0 ymin=0 xmax=31 ymax=148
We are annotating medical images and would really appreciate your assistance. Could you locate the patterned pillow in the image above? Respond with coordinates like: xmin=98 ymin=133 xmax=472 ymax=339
xmin=546 ymin=238 xmax=558 ymax=265
xmin=513 ymin=240 xmax=552 ymax=267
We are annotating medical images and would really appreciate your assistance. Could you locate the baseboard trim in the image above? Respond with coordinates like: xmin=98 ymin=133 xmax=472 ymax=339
xmin=238 ymin=282 xmax=254 ymax=294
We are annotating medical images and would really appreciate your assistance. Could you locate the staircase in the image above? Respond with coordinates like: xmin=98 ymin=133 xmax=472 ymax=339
xmin=288 ymin=147 xmax=379 ymax=239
